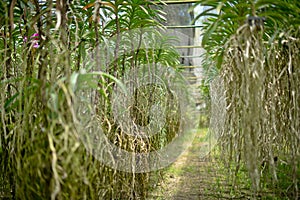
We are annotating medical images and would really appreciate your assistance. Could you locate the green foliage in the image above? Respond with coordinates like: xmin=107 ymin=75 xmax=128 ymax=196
xmin=194 ymin=0 xmax=300 ymax=70
xmin=195 ymin=0 xmax=300 ymax=198
xmin=0 ymin=0 xmax=181 ymax=199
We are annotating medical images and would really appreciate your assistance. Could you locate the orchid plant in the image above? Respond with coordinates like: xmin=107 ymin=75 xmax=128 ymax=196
xmin=23 ymin=33 xmax=39 ymax=48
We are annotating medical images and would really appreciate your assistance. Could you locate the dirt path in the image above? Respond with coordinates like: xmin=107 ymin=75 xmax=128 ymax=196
xmin=149 ymin=127 xmax=288 ymax=200
xmin=149 ymin=129 xmax=225 ymax=200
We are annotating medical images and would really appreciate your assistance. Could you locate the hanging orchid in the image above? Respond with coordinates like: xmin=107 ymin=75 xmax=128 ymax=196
xmin=24 ymin=33 xmax=39 ymax=48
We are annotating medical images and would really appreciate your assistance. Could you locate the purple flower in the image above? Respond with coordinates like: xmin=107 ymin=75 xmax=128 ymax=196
xmin=31 ymin=33 xmax=39 ymax=38
xmin=33 ymin=42 xmax=39 ymax=48
xmin=24 ymin=33 xmax=40 ymax=48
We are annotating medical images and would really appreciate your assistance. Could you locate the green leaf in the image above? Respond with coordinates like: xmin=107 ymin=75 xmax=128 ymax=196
xmin=70 ymin=72 xmax=79 ymax=92
xmin=4 ymin=92 xmax=20 ymax=111
xmin=77 ymin=71 xmax=127 ymax=95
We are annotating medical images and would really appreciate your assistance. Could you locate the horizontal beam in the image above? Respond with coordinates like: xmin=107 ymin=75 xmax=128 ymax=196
xmin=166 ymin=25 xmax=203 ymax=29
xmin=175 ymin=45 xmax=202 ymax=48
xmin=178 ymin=65 xmax=200 ymax=69
xmin=156 ymin=0 xmax=200 ymax=4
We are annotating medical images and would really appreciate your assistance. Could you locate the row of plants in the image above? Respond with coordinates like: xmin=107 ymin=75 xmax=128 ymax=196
xmin=196 ymin=0 xmax=299 ymax=198
xmin=0 ymin=0 xmax=184 ymax=199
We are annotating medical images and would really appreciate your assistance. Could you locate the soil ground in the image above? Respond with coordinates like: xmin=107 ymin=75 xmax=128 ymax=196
xmin=148 ymin=129 xmax=237 ymax=200
xmin=148 ymin=128 xmax=298 ymax=200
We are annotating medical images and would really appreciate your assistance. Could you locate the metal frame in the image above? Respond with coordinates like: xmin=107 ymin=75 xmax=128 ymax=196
xmin=155 ymin=0 xmax=200 ymax=5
